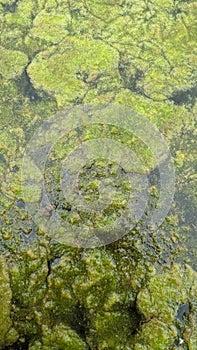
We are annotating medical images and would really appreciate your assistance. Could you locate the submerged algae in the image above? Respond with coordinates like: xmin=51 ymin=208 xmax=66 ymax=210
xmin=134 ymin=264 xmax=197 ymax=349
xmin=29 ymin=324 xmax=89 ymax=350
xmin=1 ymin=239 xmax=196 ymax=349
xmin=0 ymin=256 xmax=13 ymax=347
xmin=0 ymin=0 xmax=197 ymax=349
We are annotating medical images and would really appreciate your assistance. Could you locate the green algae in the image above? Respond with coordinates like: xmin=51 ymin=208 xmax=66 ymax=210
xmin=0 ymin=256 xmax=18 ymax=347
xmin=27 ymin=11 xmax=71 ymax=44
xmin=0 ymin=46 xmax=28 ymax=79
xmin=0 ymin=0 xmax=196 ymax=348
xmin=0 ymin=256 xmax=12 ymax=345
xmin=133 ymin=264 xmax=197 ymax=349
xmin=5 ymin=235 xmax=193 ymax=349
xmin=5 ymin=0 xmax=35 ymax=29
xmin=27 ymin=37 xmax=119 ymax=107
xmin=29 ymin=324 xmax=88 ymax=350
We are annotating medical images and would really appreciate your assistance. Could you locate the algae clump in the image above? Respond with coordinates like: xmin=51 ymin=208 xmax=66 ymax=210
xmin=27 ymin=10 xmax=71 ymax=45
xmin=29 ymin=324 xmax=88 ymax=350
xmin=0 ymin=256 xmax=18 ymax=347
xmin=132 ymin=264 xmax=197 ymax=349
xmin=0 ymin=47 xmax=28 ymax=79
xmin=27 ymin=37 xmax=119 ymax=107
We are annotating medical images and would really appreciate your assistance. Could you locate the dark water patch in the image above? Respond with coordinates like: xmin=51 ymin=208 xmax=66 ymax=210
xmin=10 ymin=165 xmax=20 ymax=173
xmin=3 ymin=339 xmax=29 ymax=350
xmin=174 ymin=301 xmax=190 ymax=349
xmin=16 ymin=200 xmax=26 ymax=208
xmin=168 ymin=84 xmax=197 ymax=108
xmin=2 ymin=0 xmax=19 ymax=13
xmin=148 ymin=166 xmax=160 ymax=187
xmin=176 ymin=301 xmax=190 ymax=323
xmin=15 ymin=70 xmax=51 ymax=103
xmin=0 ymin=153 xmax=7 ymax=165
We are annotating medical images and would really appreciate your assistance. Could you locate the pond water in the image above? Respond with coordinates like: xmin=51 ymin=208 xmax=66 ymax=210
xmin=0 ymin=1 xmax=196 ymax=349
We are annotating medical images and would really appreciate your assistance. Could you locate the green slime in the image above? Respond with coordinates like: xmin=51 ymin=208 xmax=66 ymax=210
xmin=0 ymin=0 xmax=196 ymax=349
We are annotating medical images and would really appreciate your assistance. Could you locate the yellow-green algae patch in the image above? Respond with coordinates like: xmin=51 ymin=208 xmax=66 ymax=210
xmin=27 ymin=10 xmax=71 ymax=44
xmin=0 ymin=46 xmax=28 ymax=79
xmin=28 ymin=324 xmax=88 ymax=350
xmin=27 ymin=37 xmax=119 ymax=107
xmin=0 ymin=256 xmax=18 ymax=347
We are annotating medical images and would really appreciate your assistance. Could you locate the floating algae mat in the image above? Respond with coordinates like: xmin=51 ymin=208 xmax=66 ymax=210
xmin=0 ymin=1 xmax=197 ymax=349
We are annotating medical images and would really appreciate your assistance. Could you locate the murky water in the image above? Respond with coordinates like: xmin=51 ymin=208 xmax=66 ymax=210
xmin=0 ymin=1 xmax=196 ymax=349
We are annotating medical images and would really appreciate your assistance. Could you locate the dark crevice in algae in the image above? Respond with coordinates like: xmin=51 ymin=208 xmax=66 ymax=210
xmin=118 ymin=59 xmax=145 ymax=95
xmin=3 ymin=339 xmax=29 ymax=350
xmin=128 ymin=304 xmax=142 ymax=335
xmin=15 ymin=69 xmax=53 ymax=103
xmin=73 ymin=303 xmax=91 ymax=348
